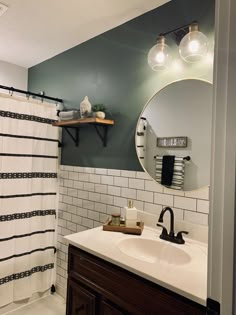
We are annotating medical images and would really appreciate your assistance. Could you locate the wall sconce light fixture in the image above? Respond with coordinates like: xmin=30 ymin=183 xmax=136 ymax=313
xmin=147 ymin=21 xmax=209 ymax=70
xmin=147 ymin=35 xmax=171 ymax=71
xmin=179 ymin=22 xmax=208 ymax=62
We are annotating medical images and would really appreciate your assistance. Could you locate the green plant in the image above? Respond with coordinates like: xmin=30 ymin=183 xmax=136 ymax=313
xmin=92 ymin=104 xmax=106 ymax=112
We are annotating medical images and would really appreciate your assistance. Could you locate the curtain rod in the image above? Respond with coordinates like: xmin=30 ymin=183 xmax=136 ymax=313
xmin=0 ymin=84 xmax=63 ymax=103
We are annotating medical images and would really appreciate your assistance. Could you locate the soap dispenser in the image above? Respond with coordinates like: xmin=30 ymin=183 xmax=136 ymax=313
xmin=125 ymin=200 xmax=137 ymax=227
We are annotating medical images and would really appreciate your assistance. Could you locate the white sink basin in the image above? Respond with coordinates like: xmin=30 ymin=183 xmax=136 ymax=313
xmin=117 ymin=237 xmax=191 ymax=265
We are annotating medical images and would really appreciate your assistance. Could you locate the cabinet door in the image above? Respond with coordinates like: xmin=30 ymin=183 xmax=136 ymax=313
xmin=100 ymin=300 xmax=127 ymax=315
xmin=66 ymin=279 xmax=96 ymax=315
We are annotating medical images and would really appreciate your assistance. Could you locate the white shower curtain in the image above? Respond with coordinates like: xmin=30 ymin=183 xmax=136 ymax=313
xmin=0 ymin=93 xmax=59 ymax=307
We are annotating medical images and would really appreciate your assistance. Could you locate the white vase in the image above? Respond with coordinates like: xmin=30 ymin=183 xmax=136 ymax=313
xmin=95 ymin=111 xmax=105 ymax=119
xmin=80 ymin=96 xmax=91 ymax=118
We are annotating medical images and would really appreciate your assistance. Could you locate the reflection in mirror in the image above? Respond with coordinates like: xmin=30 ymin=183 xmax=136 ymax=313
xmin=136 ymin=80 xmax=212 ymax=191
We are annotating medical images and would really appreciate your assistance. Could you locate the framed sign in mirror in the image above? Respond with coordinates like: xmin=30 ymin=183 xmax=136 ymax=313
xmin=136 ymin=79 xmax=213 ymax=191
xmin=157 ymin=136 xmax=187 ymax=148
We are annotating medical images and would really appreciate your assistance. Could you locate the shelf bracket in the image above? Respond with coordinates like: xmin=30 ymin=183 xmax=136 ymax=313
xmin=93 ymin=125 xmax=109 ymax=147
xmin=64 ymin=127 xmax=79 ymax=147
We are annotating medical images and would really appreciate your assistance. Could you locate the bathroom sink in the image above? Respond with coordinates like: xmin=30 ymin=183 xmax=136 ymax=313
xmin=117 ymin=237 xmax=191 ymax=265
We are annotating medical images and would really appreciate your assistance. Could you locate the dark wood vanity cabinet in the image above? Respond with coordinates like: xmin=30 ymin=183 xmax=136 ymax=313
xmin=66 ymin=245 xmax=206 ymax=315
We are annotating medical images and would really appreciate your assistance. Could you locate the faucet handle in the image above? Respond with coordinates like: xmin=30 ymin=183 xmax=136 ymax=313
xmin=176 ymin=231 xmax=189 ymax=244
xmin=156 ymin=223 xmax=168 ymax=236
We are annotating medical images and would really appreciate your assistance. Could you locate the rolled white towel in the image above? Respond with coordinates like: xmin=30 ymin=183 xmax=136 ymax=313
xmin=59 ymin=110 xmax=79 ymax=120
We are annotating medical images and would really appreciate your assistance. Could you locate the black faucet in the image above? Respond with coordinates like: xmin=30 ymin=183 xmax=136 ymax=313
xmin=157 ymin=206 xmax=188 ymax=244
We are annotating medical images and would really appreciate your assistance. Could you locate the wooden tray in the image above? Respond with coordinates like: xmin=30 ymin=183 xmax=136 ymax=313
xmin=103 ymin=220 xmax=144 ymax=235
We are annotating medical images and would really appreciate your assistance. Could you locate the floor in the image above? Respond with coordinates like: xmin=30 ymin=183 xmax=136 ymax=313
xmin=5 ymin=294 xmax=66 ymax=315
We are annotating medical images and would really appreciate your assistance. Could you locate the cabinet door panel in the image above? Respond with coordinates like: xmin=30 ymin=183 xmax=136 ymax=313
xmin=101 ymin=300 xmax=126 ymax=315
xmin=66 ymin=279 xmax=96 ymax=315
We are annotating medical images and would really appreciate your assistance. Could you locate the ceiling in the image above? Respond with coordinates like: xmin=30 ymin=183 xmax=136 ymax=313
xmin=0 ymin=0 xmax=169 ymax=68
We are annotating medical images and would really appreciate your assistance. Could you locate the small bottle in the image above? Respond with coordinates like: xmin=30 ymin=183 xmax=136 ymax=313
xmin=124 ymin=200 xmax=137 ymax=227
xmin=111 ymin=214 xmax=120 ymax=226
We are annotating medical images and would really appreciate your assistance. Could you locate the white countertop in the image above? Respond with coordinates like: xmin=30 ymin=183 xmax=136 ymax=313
xmin=64 ymin=226 xmax=207 ymax=306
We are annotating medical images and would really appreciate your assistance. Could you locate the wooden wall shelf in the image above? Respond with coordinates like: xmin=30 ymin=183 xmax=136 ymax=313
xmin=52 ymin=117 xmax=114 ymax=147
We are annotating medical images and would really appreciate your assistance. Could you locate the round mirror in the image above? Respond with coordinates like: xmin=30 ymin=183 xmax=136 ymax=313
xmin=136 ymin=79 xmax=212 ymax=191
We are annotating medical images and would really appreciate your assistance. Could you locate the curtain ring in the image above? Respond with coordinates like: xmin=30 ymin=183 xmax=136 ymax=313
xmin=40 ymin=91 xmax=45 ymax=103
xmin=9 ymin=87 xmax=14 ymax=96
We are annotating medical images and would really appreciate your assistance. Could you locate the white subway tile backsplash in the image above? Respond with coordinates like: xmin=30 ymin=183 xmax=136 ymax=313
xmin=94 ymin=202 xmax=107 ymax=213
xmin=63 ymin=165 xmax=72 ymax=171
xmin=82 ymin=199 xmax=95 ymax=210
xmin=78 ymin=173 xmax=90 ymax=182
xmin=172 ymin=207 xmax=184 ymax=221
xmin=73 ymin=166 xmax=84 ymax=173
xmin=163 ymin=187 xmax=184 ymax=196
xmin=66 ymin=221 xmax=76 ymax=232
xmin=136 ymin=171 xmax=150 ymax=180
xmin=113 ymin=196 xmax=127 ymax=207
xmin=108 ymin=169 xmax=121 ymax=176
xmin=83 ymin=182 xmax=95 ymax=192
xmin=121 ymin=170 xmax=136 ymax=178
xmin=197 ymin=199 xmax=210 ymax=214
xmin=137 ymin=190 xmax=153 ymax=203
xmin=154 ymin=193 xmax=174 ymax=207
xmin=144 ymin=202 xmax=162 ymax=215
xmin=174 ymin=196 xmax=196 ymax=211
xmin=93 ymin=221 xmax=102 ymax=228
xmin=145 ymin=180 xmax=163 ymax=193
xmin=89 ymin=174 xmax=101 ymax=183
xmin=184 ymin=211 xmax=208 ymax=226
xmin=95 ymin=168 xmax=108 ymax=175
xmin=71 ymin=214 xmax=82 ymax=225
xmin=100 ymin=194 xmax=114 ymax=205
xmin=77 ymin=207 xmax=88 ymax=218
xmin=95 ymin=184 xmax=108 ymax=194
xmin=64 ymin=179 xmax=73 ymax=188
xmin=88 ymin=210 xmax=100 ymax=221
xmin=68 ymin=172 xmax=79 ymax=181
xmin=81 ymin=218 xmax=94 ymax=228
xmin=114 ymin=176 xmax=128 ymax=187
xmin=83 ymin=167 xmax=95 ymax=174
xmin=185 ymin=187 xmax=209 ymax=200
xmin=101 ymin=175 xmax=114 ymax=185
xmin=62 ymin=212 xmax=71 ymax=222
xmin=59 ymin=202 xmax=67 ymax=211
xmin=77 ymin=190 xmax=89 ymax=200
xmin=67 ymin=188 xmax=78 ymax=197
xmin=73 ymin=181 xmax=84 ymax=190
xmin=58 ymin=165 xmax=210 ymax=297
xmin=99 ymin=213 xmax=109 ymax=223
xmin=129 ymin=178 xmax=144 ymax=190
xmin=67 ymin=205 xmax=77 ymax=215
xmin=76 ymin=225 xmax=87 ymax=232
xmin=88 ymin=192 xmax=101 ymax=202
xmin=133 ymin=200 xmax=144 ymax=211
xmin=107 ymin=185 xmax=121 ymax=196
xmin=61 ymin=171 xmax=69 ymax=179
xmin=121 ymin=187 xmax=137 ymax=199
xmin=72 ymin=197 xmax=83 ymax=207
xmin=62 ymin=195 xmax=73 ymax=204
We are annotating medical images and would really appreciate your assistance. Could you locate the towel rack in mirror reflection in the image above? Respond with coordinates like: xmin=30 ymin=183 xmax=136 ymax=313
xmin=153 ymin=155 xmax=191 ymax=161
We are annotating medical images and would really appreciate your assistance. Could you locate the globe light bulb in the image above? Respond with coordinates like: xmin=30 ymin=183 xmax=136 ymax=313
xmin=155 ymin=51 xmax=165 ymax=63
xmin=147 ymin=36 xmax=170 ymax=71
xmin=188 ymin=40 xmax=200 ymax=53
xmin=179 ymin=22 xmax=208 ymax=63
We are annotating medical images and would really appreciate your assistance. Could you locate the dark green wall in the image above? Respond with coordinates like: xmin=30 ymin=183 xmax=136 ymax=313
xmin=28 ymin=0 xmax=215 ymax=170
